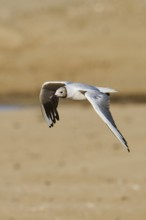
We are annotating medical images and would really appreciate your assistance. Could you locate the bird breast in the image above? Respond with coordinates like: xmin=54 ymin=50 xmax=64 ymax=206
xmin=71 ymin=90 xmax=87 ymax=100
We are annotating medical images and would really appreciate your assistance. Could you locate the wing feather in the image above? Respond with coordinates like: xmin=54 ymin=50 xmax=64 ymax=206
xmin=39 ymin=81 xmax=68 ymax=127
xmin=85 ymin=91 xmax=130 ymax=152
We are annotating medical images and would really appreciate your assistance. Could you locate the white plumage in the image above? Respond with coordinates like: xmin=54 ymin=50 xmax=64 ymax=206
xmin=39 ymin=81 xmax=130 ymax=152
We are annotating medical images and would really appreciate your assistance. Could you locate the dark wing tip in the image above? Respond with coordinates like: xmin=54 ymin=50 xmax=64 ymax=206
xmin=116 ymin=128 xmax=130 ymax=152
xmin=49 ymin=123 xmax=54 ymax=128
xmin=123 ymin=138 xmax=130 ymax=152
xmin=127 ymin=145 xmax=130 ymax=152
xmin=121 ymin=134 xmax=130 ymax=152
xmin=43 ymin=101 xmax=60 ymax=128
xmin=40 ymin=82 xmax=67 ymax=127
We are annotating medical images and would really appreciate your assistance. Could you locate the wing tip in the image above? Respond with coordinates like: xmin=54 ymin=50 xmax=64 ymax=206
xmin=123 ymin=138 xmax=130 ymax=152
xmin=48 ymin=117 xmax=59 ymax=128
xmin=122 ymin=137 xmax=130 ymax=152
xmin=127 ymin=146 xmax=130 ymax=153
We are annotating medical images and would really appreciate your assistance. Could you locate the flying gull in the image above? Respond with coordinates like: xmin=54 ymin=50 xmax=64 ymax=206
xmin=39 ymin=81 xmax=130 ymax=152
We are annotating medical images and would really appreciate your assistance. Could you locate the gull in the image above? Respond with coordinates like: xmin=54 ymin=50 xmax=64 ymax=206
xmin=39 ymin=81 xmax=130 ymax=152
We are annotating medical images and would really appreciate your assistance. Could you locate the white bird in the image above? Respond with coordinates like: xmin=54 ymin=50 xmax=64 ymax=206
xmin=39 ymin=81 xmax=130 ymax=152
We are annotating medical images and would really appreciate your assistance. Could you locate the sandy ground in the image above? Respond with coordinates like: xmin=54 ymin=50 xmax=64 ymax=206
xmin=0 ymin=103 xmax=146 ymax=220
xmin=0 ymin=0 xmax=146 ymax=219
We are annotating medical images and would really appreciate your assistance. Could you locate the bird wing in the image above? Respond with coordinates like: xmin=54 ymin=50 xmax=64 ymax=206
xmin=85 ymin=91 xmax=130 ymax=152
xmin=39 ymin=81 xmax=68 ymax=127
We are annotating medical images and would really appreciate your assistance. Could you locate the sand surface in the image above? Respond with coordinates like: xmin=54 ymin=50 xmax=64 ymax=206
xmin=0 ymin=0 xmax=146 ymax=219
xmin=0 ymin=104 xmax=146 ymax=220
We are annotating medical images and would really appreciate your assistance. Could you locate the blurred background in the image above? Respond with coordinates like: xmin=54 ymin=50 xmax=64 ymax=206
xmin=0 ymin=0 xmax=146 ymax=220
xmin=0 ymin=0 xmax=146 ymax=102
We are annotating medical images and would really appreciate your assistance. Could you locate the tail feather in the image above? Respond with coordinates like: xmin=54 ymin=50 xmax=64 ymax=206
xmin=97 ymin=87 xmax=118 ymax=94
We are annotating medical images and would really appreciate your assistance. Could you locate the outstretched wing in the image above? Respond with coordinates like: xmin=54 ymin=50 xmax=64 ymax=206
xmin=39 ymin=81 xmax=67 ymax=127
xmin=85 ymin=91 xmax=130 ymax=152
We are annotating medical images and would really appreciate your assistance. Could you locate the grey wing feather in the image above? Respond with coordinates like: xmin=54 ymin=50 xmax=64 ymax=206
xmin=85 ymin=91 xmax=130 ymax=152
xmin=39 ymin=81 xmax=67 ymax=127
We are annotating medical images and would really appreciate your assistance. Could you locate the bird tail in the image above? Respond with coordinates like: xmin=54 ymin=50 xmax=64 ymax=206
xmin=97 ymin=87 xmax=118 ymax=94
